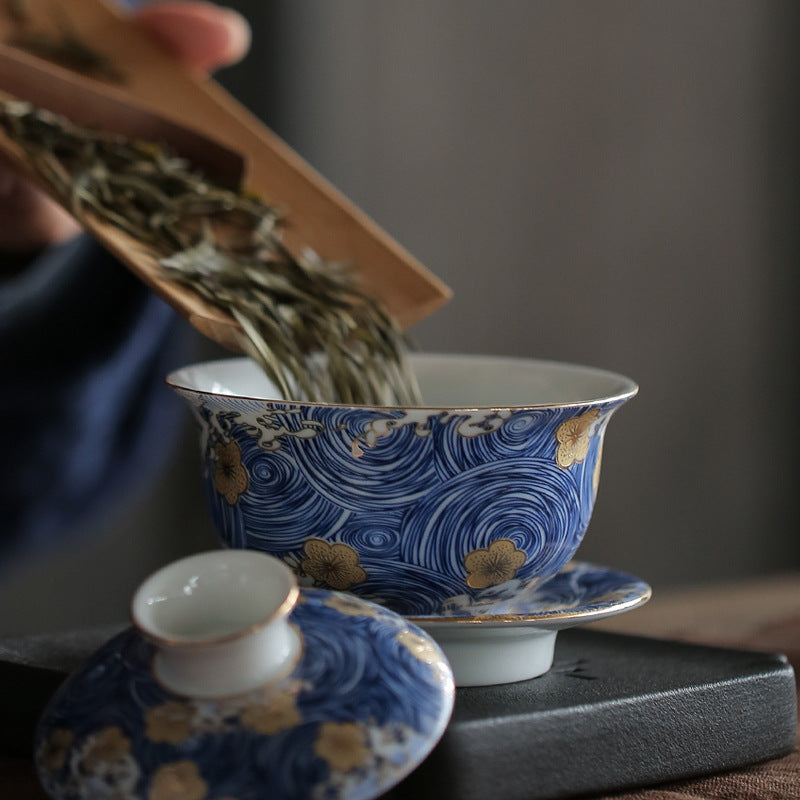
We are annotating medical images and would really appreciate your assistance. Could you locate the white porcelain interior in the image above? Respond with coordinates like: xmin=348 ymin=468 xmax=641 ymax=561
xmin=167 ymin=353 xmax=638 ymax=408
xmin=419 ymin=623 xmax=557 ymax=687
xmin=131 ymin=551 xmax=301 ymax=698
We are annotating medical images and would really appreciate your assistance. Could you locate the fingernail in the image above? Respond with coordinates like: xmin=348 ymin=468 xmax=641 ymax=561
xmin=220 ymin=8 xmax=251 ymax=66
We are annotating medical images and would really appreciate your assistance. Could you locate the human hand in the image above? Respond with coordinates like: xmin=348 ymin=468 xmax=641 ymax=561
xmin=0 ymin=1 xmax=250 ymax=256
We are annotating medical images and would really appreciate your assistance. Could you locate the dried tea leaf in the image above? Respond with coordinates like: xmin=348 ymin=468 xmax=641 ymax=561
xmin=0 ymin=99 xmax=422 ymax=406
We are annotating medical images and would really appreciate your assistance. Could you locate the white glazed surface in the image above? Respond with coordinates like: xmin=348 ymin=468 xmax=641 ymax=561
xmin=167 ymin=353 xmax=638 ymax=408
xmin=153 ymin=624 xmax=301 ymax=698
xmin=132 ymin=551 xmax=300 ymax=697
xmin=415 ymin=561 xmax=651 ymax=686
xmin=420 ymin=625 xmax=557 ymax=686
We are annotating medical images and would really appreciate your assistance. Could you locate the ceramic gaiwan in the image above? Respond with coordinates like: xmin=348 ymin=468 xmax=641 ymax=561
xmin=167 ymin=353 xmax=638 ymax=620
xmin=35 ymin=551 xmax=454 ymax=800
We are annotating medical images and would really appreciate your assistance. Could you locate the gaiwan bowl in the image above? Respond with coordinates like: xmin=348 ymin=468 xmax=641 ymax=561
xmin=167 ymin=354 xmax=637 ymax=617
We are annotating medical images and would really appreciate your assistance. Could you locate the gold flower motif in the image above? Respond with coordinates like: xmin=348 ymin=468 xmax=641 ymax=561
xmin=145 ymin=701 xmax=194 ymax=744
xmin=397 ymin=629 xmax=441 ymax=665
xmin=555 ymin=409 xmax=601 ymax=469
xmin=80 ymin=726 xmax=131 ymax=771
xmin=213 ymin=439 xmax=248 ymax=504
xmin=314 ymin=722 xmax=371 ymax=772
xmin=301 ymin=539 xmax=367 ymax=590
xmin=323 ymin=593 xmax=378 ymax=617
xmin=464 ymin=539 xmax=527 ymax=589
xmin=148 ymin=760 xmax=207 ymax=800
xmin=240 ymin=693 xmax=301 ymax=735
xmin=39 ymin=729 xmax=73 ymax=772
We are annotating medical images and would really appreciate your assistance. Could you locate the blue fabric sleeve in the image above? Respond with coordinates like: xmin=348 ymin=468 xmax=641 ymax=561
xmin=0 ymin=235 xmax=195 ymax=568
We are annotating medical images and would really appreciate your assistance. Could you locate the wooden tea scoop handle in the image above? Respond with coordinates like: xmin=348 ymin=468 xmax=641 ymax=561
xmin=0 ymin=0 xmax=451 ymax=335
xmin=0 ymin=47 xmax=248 ymax=350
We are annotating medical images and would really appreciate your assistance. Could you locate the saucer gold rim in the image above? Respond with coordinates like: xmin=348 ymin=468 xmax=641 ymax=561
xmin=409 ymin=586 xmax=651 ymax=626
xmin=408 ymin=563 xmax=651 ymax=627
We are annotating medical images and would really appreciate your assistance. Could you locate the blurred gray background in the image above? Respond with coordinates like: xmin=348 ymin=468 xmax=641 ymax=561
xmin=1 ymin=0 xmax=798 ymax=634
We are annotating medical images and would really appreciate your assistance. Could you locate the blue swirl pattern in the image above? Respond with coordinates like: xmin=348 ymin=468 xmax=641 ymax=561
xmin=235 ymin=432 xmax=345 ymax=548
xmin=187 ymin=396 xmax=628 ymax=616
xmin=400 ymin=458 xmax=579 ymax=580
xmin=336 ymin=513 xmax=404 ymax=560
xmin=353 ymin=561 xmax=468 ymax=617
xmin=286 ymin=407 xmax=437 ymax=510
xmin=431 ymin=408 xmax=562 ymax=480
xmin=36 ymin=590 xmax=453 ymax=800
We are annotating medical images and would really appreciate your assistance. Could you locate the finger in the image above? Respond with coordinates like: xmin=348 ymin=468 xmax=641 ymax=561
xmin=135 ymin=2 xmax=251 ymax=73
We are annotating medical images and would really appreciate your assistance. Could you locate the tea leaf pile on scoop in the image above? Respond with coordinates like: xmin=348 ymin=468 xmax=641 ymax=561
xmin=0 ymin=100 xmax=422 ymax=405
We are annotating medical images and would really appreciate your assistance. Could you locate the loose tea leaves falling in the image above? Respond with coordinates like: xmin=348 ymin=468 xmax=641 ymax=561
xmin=0 ymin=99 xmax=422 ymax=405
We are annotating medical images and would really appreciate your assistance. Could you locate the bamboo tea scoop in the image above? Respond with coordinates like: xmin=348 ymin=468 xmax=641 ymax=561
xmin=0 ymin=0 xmax=450 ymax=352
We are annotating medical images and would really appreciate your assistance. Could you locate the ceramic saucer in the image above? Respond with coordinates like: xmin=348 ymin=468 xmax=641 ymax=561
xmin=36 ymin=585 xmax=454 ymax=800
xmin=410 ymin=561 xmax=651 ymax=686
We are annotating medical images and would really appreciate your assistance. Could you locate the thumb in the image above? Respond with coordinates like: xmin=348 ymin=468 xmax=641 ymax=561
xmin=135 ymin=2 xmax=251 ymax=73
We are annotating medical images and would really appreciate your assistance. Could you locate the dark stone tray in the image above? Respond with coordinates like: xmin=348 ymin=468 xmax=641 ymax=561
xmin=386 ymin=629 xmax=797 ymax=799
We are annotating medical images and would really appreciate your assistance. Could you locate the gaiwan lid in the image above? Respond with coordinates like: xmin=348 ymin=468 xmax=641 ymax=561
xmin=35 ymin=551 xmax=454 ymax=800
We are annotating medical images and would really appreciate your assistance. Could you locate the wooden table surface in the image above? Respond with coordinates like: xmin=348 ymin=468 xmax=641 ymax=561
xmin=591 ymin=571 xmax=800 ymax=656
